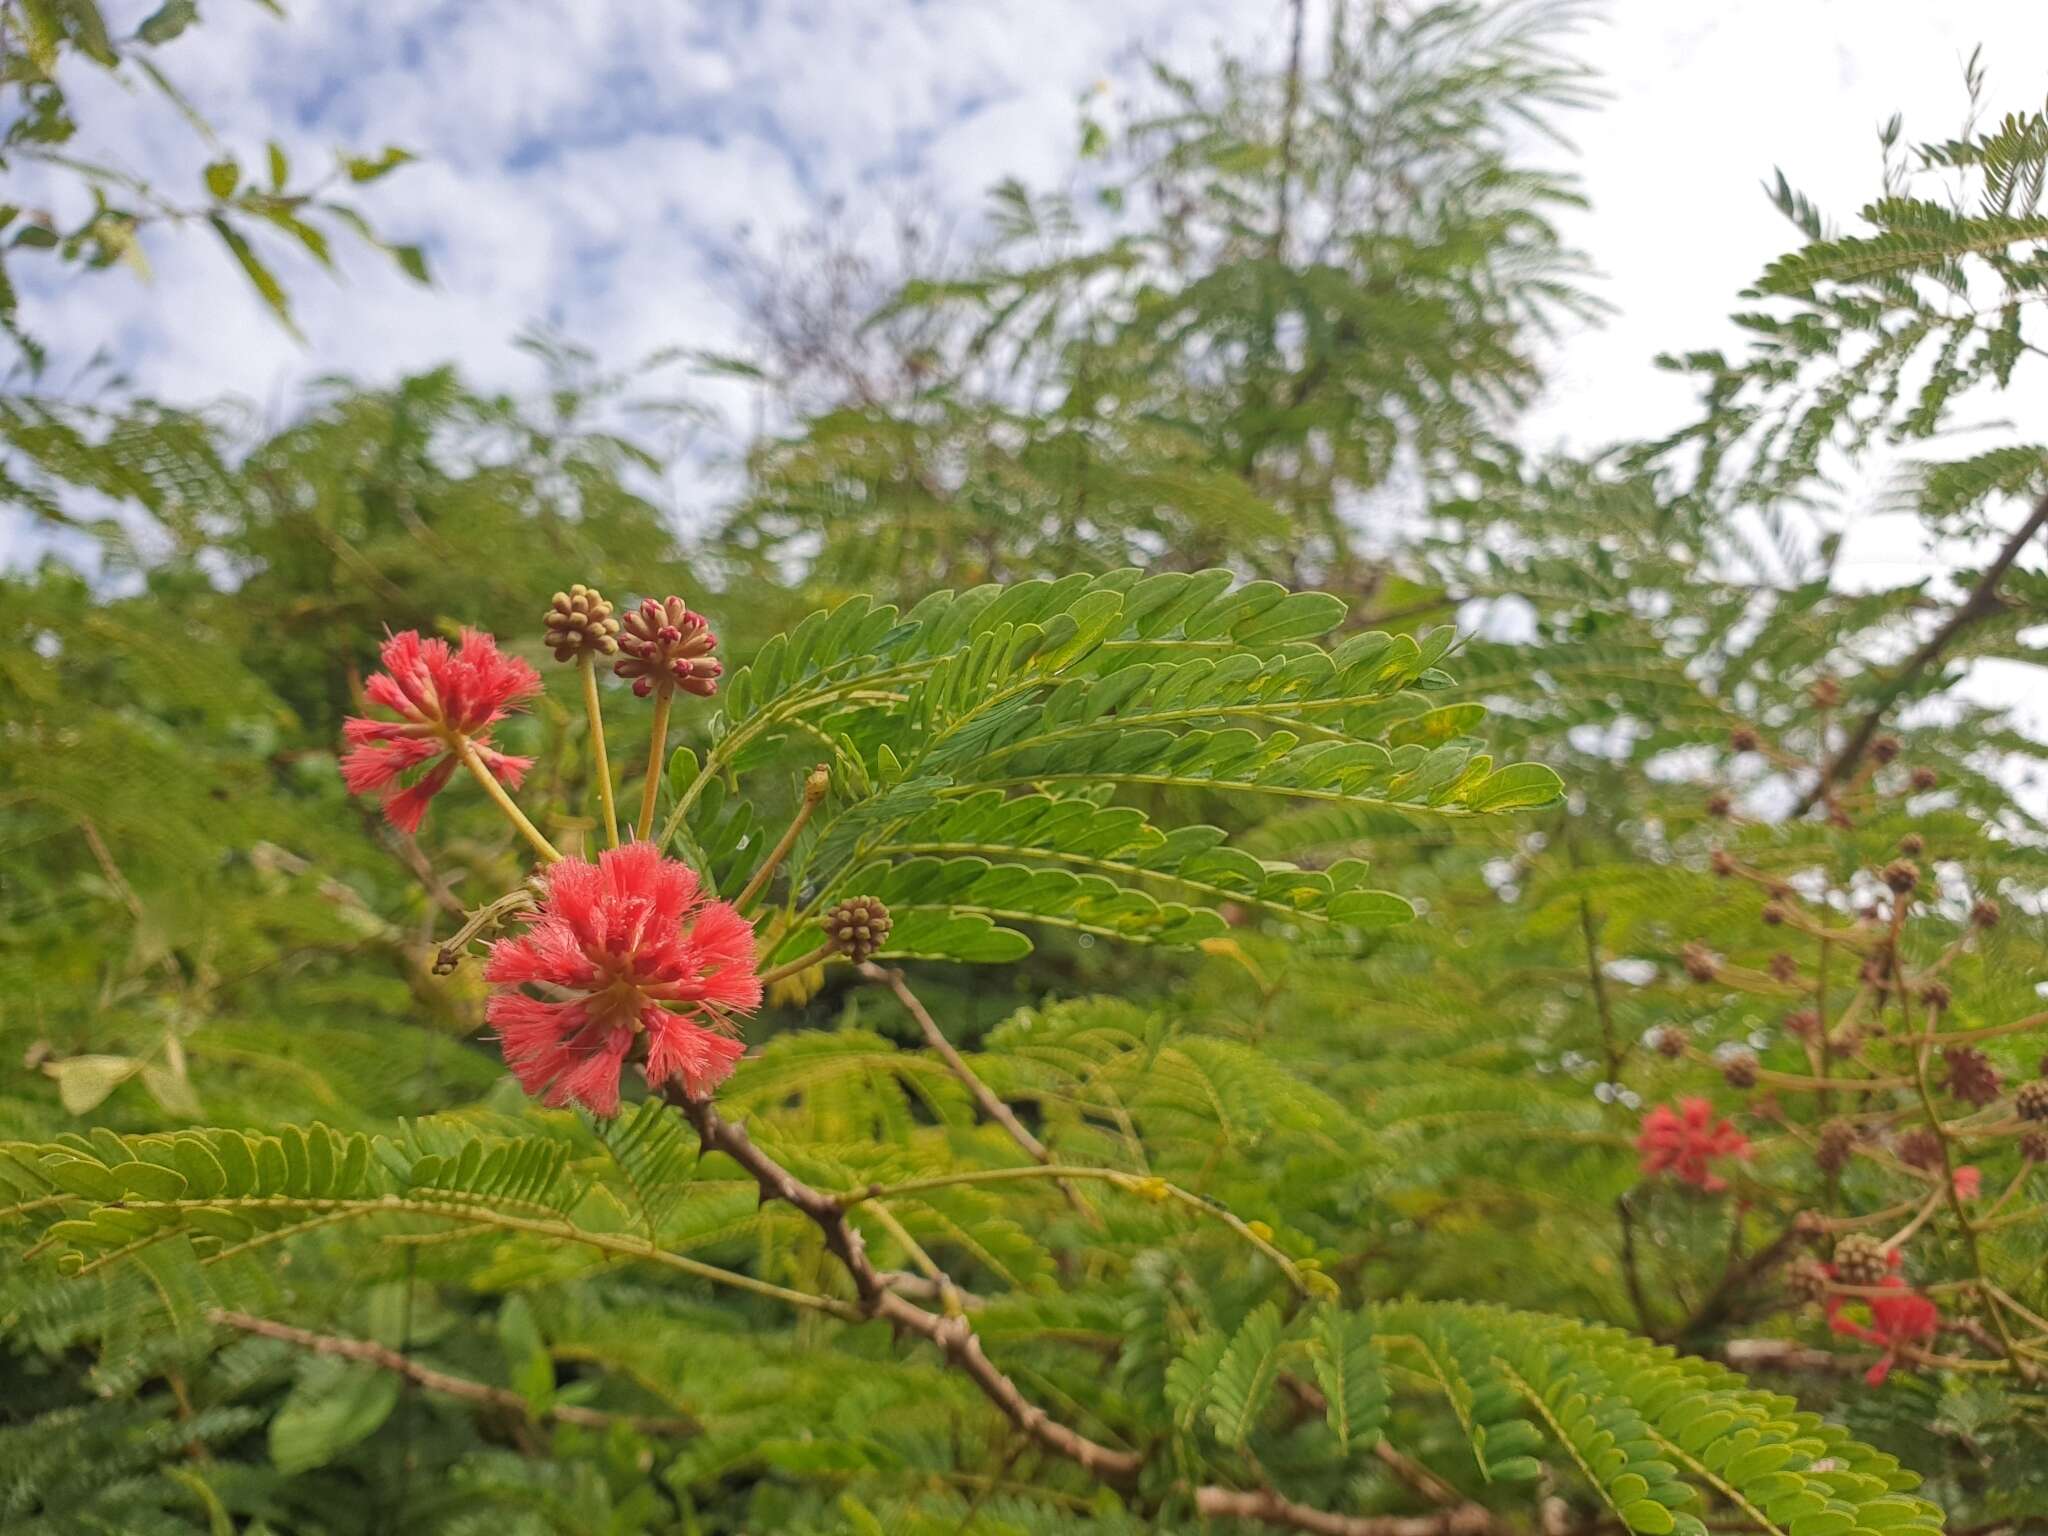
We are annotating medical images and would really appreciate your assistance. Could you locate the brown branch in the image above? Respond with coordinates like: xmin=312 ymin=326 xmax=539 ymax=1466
xmin=208 ymin=1309 xmax=695 ymax=1436
xmin=655 ymin=1087 xmax=1498 ymax=1535
xmin=1659 ymin=1225 xmax=1799 ymax=1346
xmin=862 ymin=961 xmax=1102 ymax=1223
xmin=1794 ymin=488 xmax=2048 ymax=815
xmin=663 ymin=1088 xmax=1146 ymax=1485
xmin=859 ymin=961 xmax=1050 ymax=1163
xmin=1719 ymin=1338 xmax=1861 ymax=1375
xmin=1193 ymin=1486 xmax=1494 ymax=1536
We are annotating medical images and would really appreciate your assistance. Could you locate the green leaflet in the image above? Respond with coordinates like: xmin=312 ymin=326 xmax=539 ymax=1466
xmin=699 ymin=573 xmax=1558 ymax=965
xmin=1312 ymin=1304 xmax=1388 ymax=1455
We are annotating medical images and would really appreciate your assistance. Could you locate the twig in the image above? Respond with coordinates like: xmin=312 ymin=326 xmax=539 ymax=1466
xmin=1192 ymin=1487 xmax=1493 ymax=1536
xmin=1720 ymin=1338 xmax=1861 ymax=1375
xmin=1794 ymin=488 xmax=2048 ymax=816
xmin=1273 ymin=0 xmax=1307 ymax=261
xmin=207 ymin=1309 xmax=695 ymax=1436
xmin=663 ymin=1086 xmax=1480 ymax=1536
xmin=758 ymin=942 xmax=841 ymax=988
xmin=840 ymin=1163 xmax=1303 ymax=1289
xmin=664 ymin=1088 xmax=1148 ymax=1485
xmin=1279 ymin=1373 xmax=1464 ymax=1507
xmin=735 ymin=764 xmax=829 ymax=913
xmin=860 ymin=962 xmax=1050 ymax=1162
xmin=387 ymin=829 xmax=466 ymax=918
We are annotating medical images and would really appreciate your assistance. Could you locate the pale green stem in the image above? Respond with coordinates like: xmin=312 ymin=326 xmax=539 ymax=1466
xmin=456 ymin=738 xmax=562 ymax=864
xmin=580 ymin=655 xmax=620 ymax=849
xmin=635 ymin=686 xmax=673 ymax=843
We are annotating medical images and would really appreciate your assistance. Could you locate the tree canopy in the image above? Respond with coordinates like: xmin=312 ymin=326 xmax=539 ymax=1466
xmin=4 ymin=5 xmax=2048 ymax=1534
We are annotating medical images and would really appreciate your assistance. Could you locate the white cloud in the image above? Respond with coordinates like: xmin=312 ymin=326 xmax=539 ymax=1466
xmin=7 ymin=0 xmax=2048 ymax=574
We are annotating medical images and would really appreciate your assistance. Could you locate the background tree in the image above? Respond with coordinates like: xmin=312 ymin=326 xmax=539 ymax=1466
xmin=4 ymin=3 xmax=2048 ymax=1533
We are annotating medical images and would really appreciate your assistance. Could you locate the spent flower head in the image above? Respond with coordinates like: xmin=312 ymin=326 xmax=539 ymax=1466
xmin=341 ymin=629 xmax=541 ymax=833
xmin=1637 ymin=1098 xmax=1750 ymax=1192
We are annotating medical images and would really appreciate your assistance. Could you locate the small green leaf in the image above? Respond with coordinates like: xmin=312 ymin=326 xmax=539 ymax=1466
xmin=668 ymin=745 xmax=701 ymax=799
xmin=208 ymin=215 xmax=299 ymax=338
xmin=344 ymin=146 xmax=415 ymax=183
xmin=41 ymin=1156 xmax=123 ymax=1200
xmin=61 ymin=0 xmax=117 ymax=64
xmin=45 ymin=1054 xmax=140 ymax=1114
xmin=138 ymin=0 xmax=197 ymax=44
xmin=1467 ymin=762 xmax=1565 ymax=812
xmin=203 ymin=159 xmax=240 ymax=201
xmin=269 ymin=1358 xmax=400 ymax=1475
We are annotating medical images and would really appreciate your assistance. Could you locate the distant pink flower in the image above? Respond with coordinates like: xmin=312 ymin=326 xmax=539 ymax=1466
xmin=341 ymin=629 xmax=540 ymax=833
xmin=1952 ymin=1165 xmax=1981 ymax=1201
xmin=1827 ymin=1270 xmax=1939 ymax=1386
xmin=484 ymin=844 xmax=760 ymax=1116
xmin=1636 ymin=1098 xmax=1751 ymax=1192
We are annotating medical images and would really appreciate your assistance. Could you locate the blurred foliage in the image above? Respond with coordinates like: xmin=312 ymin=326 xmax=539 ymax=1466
xmin=6 ymin=2 xmax=2048 ymax=1533
xmin=0 ymin=0 xmax=424 ymax=364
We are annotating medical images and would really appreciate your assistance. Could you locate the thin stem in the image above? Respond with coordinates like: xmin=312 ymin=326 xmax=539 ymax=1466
xmin=1192 ymin=1487 xmax=1491 ymax=1536
xmin=861 ymin=960 xmax=1100 ymax=1222
xmin=758 ymin=941 xmax=839 ymax=988
xmin=861 ymin=1199 xmax=963 ymax=1317
xmin=456 ymin=737 xmax=562 ymax=864
xmin=1577 ymin=896 xmax=1624 ymax=1085
xmin=434 ymin=886 xmax=538 ymax=974
xmin=664 ymin=1088 xmax=1149 ymax=1485
xmin=736 ymin=763 xmax=830 ymax=913
xmin=862 ymin=962 xmax=1049 ymax=1163
xmin=635 ymin=686 xmax=673 ymax=843
xmin=1907 ymin=990 xmax=2034 ymax=1377
xmin=580 ymin=655 xmax=620 ymax=849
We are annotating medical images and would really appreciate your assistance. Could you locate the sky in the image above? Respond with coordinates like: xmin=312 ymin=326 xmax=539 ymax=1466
xmin=12 ymin=0 xmax=2048 ymax=592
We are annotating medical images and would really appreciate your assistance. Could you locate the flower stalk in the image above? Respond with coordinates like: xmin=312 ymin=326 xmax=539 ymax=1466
xmin=635 ymin=685 xmax=672 ymax=843
xmin=457 ymin=736 xmax=562 ymax=864
xmin=580 ymin=654 xmax=619 ymax=849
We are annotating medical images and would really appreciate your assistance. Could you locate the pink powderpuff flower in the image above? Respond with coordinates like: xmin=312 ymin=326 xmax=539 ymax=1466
xmin=1826 ymin=1272 xmax=1940 ymax=1386
xmin=342 ymin=629 xmax=541 ymax=833
xmin=1952 ymin=1165 xmax=1981 ymax=1201
xmin=1636 ymin=1098 xmax=1751 ymax=1192
xmin=484 ymin=844 xmax=761 ymax=1116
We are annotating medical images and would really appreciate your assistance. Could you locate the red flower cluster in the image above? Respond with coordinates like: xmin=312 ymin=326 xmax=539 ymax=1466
xmin=342 ymin=630 xmax=541 ymax=833
xmin=484 ymin=844 xmax=761 ymax=1116
xmin=1825 ymin=1251 xmax=1939 ymax=1386
xmin=1636 ymin=1098 xmax=1751 ymax=1192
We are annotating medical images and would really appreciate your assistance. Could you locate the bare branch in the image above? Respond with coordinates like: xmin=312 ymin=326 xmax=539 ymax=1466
xmin=859 ymin=961 xmax=1050 ymax=1163
xmin=1795 ymin=488 xmax=2048 ymax=816
xmin=1193 ymin=1486 xmax=1494 ymax=1536
xmin=208 ymin=1309 xmax=696 ymax=1436
xmin=664 ymin=1087 xmax=1147 ymax=1485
